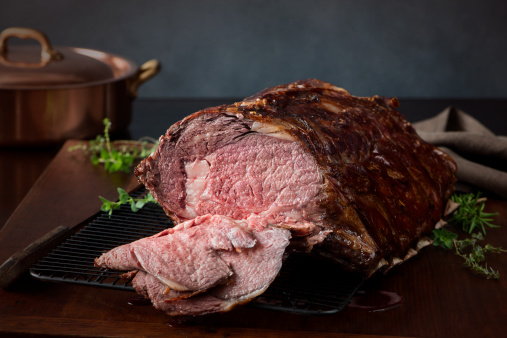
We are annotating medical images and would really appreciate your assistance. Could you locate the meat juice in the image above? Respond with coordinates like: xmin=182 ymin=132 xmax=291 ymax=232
xmin=347 ymin=290 xmax=403 ymax=312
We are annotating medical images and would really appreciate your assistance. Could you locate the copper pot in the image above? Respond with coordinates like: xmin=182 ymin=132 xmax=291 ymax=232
xmin=0 ymin=27 xmax=160 ymax=146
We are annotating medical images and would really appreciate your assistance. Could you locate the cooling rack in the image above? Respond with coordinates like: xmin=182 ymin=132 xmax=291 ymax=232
xmin=30 ymin=188 xmax=364 ymax=315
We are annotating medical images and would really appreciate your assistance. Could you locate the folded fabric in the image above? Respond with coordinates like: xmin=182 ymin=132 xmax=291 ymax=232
xmin=413 ymin=107 xmax=507 ymax=199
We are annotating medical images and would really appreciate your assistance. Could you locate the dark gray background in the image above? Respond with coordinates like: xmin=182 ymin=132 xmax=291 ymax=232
xmin=3 ymin=0 xmax=506 ymax=99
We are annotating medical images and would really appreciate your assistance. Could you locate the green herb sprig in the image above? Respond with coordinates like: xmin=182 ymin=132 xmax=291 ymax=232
xmin=432 ymin=192 xmax=505 ymax=279
xmin=432 ymin=228 xmax=458 ymax=250
xmin=449 ymin=192 xmax=499 ymax=234
xmin=453 ymin=233 xmax=506 ymax=279
xmin=99 ymin=188 xmax=158 ymax=216
xmin=69 ymin=118 xmax=158 ymax=173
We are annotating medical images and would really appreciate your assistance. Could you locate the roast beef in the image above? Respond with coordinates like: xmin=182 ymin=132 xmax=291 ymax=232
xmin=96 ymin=79 xmax=457 ymax=316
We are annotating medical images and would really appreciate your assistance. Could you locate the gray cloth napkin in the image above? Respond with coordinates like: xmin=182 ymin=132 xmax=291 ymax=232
xmin=413 ymin=107 xmax=507 ymax=199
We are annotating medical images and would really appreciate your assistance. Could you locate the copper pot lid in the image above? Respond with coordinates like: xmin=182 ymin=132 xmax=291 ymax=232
xmin=0 ymin=27 xmax=138 ymax=89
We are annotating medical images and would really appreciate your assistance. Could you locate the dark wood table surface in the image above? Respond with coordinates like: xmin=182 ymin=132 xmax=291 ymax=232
xmin=1 ymin=98 xmax=506 ymax=337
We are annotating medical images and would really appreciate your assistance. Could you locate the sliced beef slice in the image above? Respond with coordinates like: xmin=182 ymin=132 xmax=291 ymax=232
xmin=96 ymin=215 xmax=253 ymax=291
xmin=96 ymin=214 xmax=291 ymax=311
xmin=131 ymin=224 xmax=291 ymax=316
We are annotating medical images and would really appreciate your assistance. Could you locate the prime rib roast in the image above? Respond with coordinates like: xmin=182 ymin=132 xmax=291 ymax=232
xmin=95 ymin=79 xmax=457 ymax=316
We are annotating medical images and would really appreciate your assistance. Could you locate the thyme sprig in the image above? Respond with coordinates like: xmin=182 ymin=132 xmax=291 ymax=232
xmin=69 ymin=118 xmax=158 ymax=173
xmin=99 ymin=188 xmax=158 ymax=216
xmin=432 ymin=192 xmax=504 ymax=279
xmin=453 ymin=233 xmax=506 ymax=279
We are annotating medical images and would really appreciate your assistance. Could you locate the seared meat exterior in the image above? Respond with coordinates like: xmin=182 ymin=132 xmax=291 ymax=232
xmin=97 ymin=79 xmax=457 ymax=316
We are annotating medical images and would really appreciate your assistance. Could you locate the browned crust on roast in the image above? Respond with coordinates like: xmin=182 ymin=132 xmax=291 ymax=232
xmin=136 ymin=79 xmax=457 ymax=275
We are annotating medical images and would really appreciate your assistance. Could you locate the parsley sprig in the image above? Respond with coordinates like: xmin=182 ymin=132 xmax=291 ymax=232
xmin=432 ymin=228 xmax=458 ymax=250
xmin=69 ymin=118 xmax=158 ymax=173
xmin=432 ymin=192 xmax=505 ymax=279
xmin=99 ymin=188 xmax=158 ymax=216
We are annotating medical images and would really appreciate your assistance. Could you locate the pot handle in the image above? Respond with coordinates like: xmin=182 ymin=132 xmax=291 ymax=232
xmin=0 ymin=27 xmax=63 ymax=68
xmin=129 ymin=59 xmax=161 ymax=97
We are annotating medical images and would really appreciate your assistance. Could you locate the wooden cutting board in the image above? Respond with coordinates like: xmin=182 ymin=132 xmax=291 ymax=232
xmin=0 ymin=140 xmax=140 ymax=266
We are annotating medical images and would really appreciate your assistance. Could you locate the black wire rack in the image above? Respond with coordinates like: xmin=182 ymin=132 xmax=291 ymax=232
xmin=30 ymin=188 xmax=364 ymax=315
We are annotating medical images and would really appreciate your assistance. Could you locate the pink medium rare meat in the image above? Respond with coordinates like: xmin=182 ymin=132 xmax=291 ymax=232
xmin=98 ymin=79 xmax=457 ymax=316
xmin=95 ymin=215 xmax=291 ymax=315
xmin=132 ymin=271 xmax=242 ymax=316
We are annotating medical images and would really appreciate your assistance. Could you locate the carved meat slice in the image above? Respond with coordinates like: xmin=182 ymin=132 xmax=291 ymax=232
xmin=95 ymin=215 xmax=291 ymax=315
